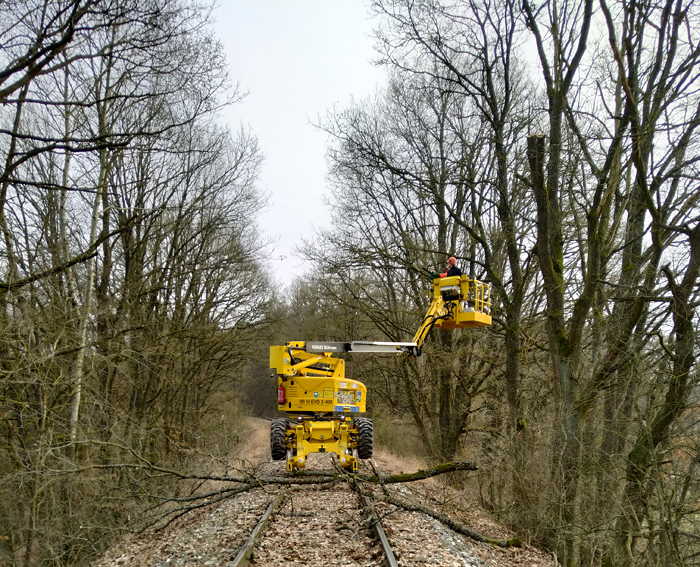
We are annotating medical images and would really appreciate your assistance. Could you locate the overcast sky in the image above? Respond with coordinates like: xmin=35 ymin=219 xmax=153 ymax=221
xmin=211 ymin=1 xmax=386 ymax=286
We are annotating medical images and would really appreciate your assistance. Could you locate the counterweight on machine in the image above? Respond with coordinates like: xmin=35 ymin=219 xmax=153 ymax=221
xmin=269 ymin=275 xmax=491 ymax=471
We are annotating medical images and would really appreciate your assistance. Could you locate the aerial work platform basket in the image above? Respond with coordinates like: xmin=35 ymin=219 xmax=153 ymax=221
xmin=429 ymin=275 xmax=491 ymax=330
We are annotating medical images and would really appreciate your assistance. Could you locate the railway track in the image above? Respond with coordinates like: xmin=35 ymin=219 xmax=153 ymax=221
xmin=91 ymin=446 xmax=521 ymax=567
xmin=87 ymin=414 xmax=552 ymax=567
xmin=226 ymin=453 xmax=398 ymax=567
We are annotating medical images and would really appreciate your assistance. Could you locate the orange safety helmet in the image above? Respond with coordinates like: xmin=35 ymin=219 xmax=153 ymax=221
xmin=447 ymin=256 xmax=457 ymax=266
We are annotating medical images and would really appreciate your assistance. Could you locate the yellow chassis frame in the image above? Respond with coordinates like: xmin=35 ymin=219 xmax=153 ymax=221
xmin=285 ymin=417 xmax=359 ymax=471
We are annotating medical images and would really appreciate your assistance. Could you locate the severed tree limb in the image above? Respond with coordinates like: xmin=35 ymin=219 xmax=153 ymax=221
xmin=378 ymin=490 xmax=522 ymax=548
xmin=292 ymin=461 xmax=477 ymax=483
xmin=63 ymin=456 xmax=486 ymax=538
xmin=54 ymin=442 xmax=475 ymax=487
xmin=141 ymin=477 xmax=338 ymax=532
xmin=52 ymin=461 xmax=336 ymax=486
xmin=60 ymin=462 xmax=475 ymax=486
xmin=343 ymin=461 xmax=520 ymax=551
xmin=357 ymin=461 xmax=477 ymax=484
xmin=246 ymin=475 xmax=337 ymax=486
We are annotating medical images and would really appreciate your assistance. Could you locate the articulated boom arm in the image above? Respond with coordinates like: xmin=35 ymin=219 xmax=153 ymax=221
xmin=271 ymin=276 xmax=492 ymax=371
xmin=410 ymin=288 xmax=451 ymax=352
xmin=270 ymin=341 xmax=346 ymax=380
xmin=306 ymin=275 xmax=492 ymax=356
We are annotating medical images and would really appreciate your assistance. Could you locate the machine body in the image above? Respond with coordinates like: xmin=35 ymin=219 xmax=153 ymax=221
xmin=269 ymin=275 xmax=491 ymax=471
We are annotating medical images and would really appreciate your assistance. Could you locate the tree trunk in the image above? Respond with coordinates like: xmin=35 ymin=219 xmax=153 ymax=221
xmin=528 ymin=132 xmax=581 ymax=566
xmin=616 ymin=224 xmax=700 ymax=565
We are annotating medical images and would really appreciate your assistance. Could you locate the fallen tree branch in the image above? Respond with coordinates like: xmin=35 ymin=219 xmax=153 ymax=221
xmin=53 ymin=462 xmax=337 ymax=486
xmin=64 ymin=456 xmax=485 ymax=539
xmin=59 ymin=461 xmax=475 ymax=486
xmin=248 ymin=475 xmax=338 ymax=486
xmin=141 ymin=476 xmax=338 ymax=532
xmin=357 ymin=461 xmax=477 ymax=484
xmin=378 ymin=490 xmax=522 ymax=548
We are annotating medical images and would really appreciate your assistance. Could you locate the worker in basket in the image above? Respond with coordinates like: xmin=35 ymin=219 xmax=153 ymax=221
xmin=440 ymin=256 xmax=462 ymax=278
xmin=427 ymin=256 xmax=462 ymax=279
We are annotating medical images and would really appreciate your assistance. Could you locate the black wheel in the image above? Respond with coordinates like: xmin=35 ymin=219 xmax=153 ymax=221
xmin=354 ymin=417 xmax=373 ymax=459
xmin=270 ymin=418 xmax=290 ymax=461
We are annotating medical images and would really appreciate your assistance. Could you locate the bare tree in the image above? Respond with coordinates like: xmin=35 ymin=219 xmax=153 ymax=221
xmin=0 ymin=2 xmax=272 ymax=565
xmin=313 ymin=1 xmax=700 ymax=565
xmin=312 ymin=62 xmax=520 ymax=460
xmin=523 ymin=0 xmax=700 ymax=563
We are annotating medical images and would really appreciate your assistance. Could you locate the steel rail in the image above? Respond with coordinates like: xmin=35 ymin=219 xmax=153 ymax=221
xmin=359 ymin=492 xmax=399 ymax=567
xmin=225 ymin=490 xmax=285 ymax=567
xmin=227 ymin=460 xmax=398 ymax=567
xmin=347 ymin=462 xmax=399 ymax=567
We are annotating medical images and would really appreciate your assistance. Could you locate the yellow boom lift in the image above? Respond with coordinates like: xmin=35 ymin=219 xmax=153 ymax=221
xmin=269 ymin=274 xmax=491 ymax=471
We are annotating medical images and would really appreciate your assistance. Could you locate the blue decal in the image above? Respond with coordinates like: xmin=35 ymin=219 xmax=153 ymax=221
xmin=357 ymin=391 xmax=361 ymax=402
xmin=350 ymin=407 xmax=360 ymax=412
xmin=334 ymin=405 xmax=344 ymax=412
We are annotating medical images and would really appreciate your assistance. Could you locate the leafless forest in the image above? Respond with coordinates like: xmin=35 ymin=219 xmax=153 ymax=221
xmin=1 ymin=1 xmax=699 ymax=566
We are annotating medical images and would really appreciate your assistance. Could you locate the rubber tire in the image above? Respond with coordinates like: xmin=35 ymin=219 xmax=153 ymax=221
xmin=354 ymin=417 xmax=373 ymax=459
xmin=270 ymin=418 xmax=290 ymax=461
